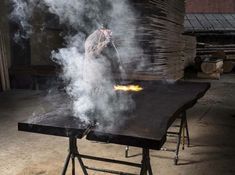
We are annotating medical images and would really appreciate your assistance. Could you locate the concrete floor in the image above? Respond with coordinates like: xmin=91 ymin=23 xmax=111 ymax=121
xmin=0 ymin=74 xmax=235 ymax=175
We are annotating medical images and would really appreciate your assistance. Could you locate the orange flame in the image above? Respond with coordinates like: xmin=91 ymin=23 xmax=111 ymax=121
xmin=114 ymin=85 xmax=143 ymax=92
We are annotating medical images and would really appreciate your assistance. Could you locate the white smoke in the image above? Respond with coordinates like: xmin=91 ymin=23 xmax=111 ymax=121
xmin=10 ymin=0 xmax=142 ymax=129
xmin=9 ymin=0 xmax=37 ymax=41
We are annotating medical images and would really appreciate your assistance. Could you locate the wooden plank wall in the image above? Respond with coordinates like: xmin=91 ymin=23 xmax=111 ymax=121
xmin=123 ymin=0 xmax=186 ymax=80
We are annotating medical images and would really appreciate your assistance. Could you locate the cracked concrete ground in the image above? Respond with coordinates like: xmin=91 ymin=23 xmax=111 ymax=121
xmin=0 ymin=74 xmax=234 ymax=175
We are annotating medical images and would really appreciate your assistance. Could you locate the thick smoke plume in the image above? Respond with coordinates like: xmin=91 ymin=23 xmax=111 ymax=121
xmin=10 ymin=0 xmax=142 ymax=129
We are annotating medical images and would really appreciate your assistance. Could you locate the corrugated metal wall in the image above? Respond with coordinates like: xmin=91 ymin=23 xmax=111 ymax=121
xmin=186 ymin=0 xmax=235 ymax=13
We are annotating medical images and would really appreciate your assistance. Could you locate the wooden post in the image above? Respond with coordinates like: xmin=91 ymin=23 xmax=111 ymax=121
xmin=1 ymin=33 xmax=10 ymax=89
xmin=0 ymin=35 xmax=6 ymax=91
xmin=0 ymin=31 xmax=10 ymax=91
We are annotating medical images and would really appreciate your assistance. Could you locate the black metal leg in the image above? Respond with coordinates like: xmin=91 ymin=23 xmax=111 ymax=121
xmin=61 ymin=137 xmax=88 ymax=175
xmin=125 ymin=146 xmax=129 ymax=158
xmin=72 ymin=155 xmax=75 ymax=175
xmin=61 ymin=151 xmax=71 ymax=175
xmin=69 ymin=138 xmax=77 ymax=175
xmin=148 ymin=165 xmax=153 ymax=175
xmin=76 ymin=151 xmax=88 ymax=175
xmin=62 ymin=137 xmax=153 ymax=175
xmin=162 ymin=111 xmax=191 ymax=165
xmin=70 ymin=137 xmax=88 ymax=175
xmin=146 ymin=155 xmax=153 ymax=175
xmin=182 ymin=123 xmax=185 ymax=150
xmin=185 ymin=115 xmax=190 ymax=147
xmin=140 ymin=149 xmax=153 ymax=175
xmin=140 ymin=166 xmax=146 ymax=175
xmin=175 ymin=113 xmax=185 ymax=165
xmin=140 ymin=157 xmax=147 ymax=175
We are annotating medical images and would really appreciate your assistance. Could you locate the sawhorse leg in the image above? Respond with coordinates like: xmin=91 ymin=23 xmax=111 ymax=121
xmin=125 ymin=111 xmax=190 ymax=165
xmin=160 ymin=111 xmax=190 ymax=165
xmin=62 ymin=138 xmax=151 ymax=175
xmin=181 ymin=111 xmax=190 ymax=150
xmin=140 ymin=149 xmax=153 ymax=175
xmin=174 ymin=111 xmax=190 ymax=165
xmin=185 ymin=115 xmax=190 ymax=147
xmin=61 ymin=137 xmax=88 ymax=175
xmin=125 ymin=146 xmax=130 ymax=158
xmin=61 ymin=151 xmax=71 ymax=175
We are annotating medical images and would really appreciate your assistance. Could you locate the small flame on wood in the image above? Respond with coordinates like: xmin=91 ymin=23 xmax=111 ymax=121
xmin=114 ymin=85 xmax=143 ymax=92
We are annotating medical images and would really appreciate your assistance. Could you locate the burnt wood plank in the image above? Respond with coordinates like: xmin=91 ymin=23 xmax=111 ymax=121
xmin=18 ymin=111 xmax=89 ymax=139
xmin=18 ymin=81 xmax=210 ymax=150
xmin=86 ymin=81 xmax=210 ymax=150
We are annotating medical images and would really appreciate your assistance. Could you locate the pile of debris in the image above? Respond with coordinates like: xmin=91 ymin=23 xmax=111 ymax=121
xmin=195 ymin=44 xmax=235 ymax=79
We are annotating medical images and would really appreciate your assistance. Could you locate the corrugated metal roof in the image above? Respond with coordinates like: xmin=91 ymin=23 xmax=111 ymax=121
xmin=184 ymin=14 xmax=235 ymax=32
